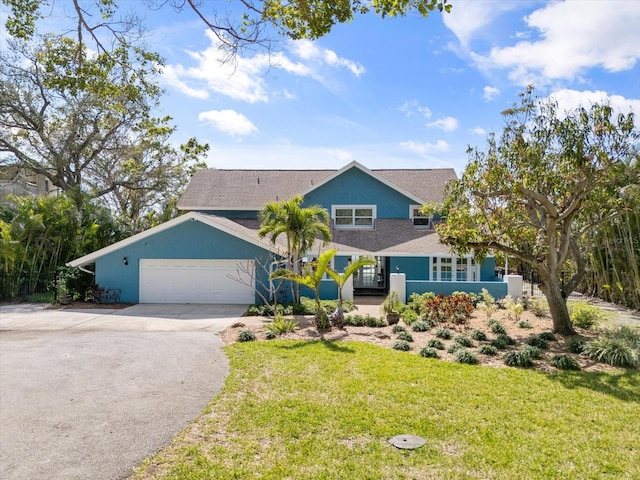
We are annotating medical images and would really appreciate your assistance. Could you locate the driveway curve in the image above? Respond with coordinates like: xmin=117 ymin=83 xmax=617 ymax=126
xmin=0 ymin=304 xmax=245 ymax=480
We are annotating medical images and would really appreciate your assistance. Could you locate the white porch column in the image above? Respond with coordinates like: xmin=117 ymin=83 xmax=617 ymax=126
xmin=389 ymin=273 xmax=406 ymax=304
xmin=342 ymin=274 xmax=354 ymax=302
xmin=505 ymin=275 xmax=523 ymax=301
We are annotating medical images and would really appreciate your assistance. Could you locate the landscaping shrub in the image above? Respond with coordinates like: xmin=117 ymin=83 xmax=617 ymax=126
xmin=454 ymin=349 xmax=479 ymax=365
xmin=470 ymin=329 xmax=487 ymax=341
xmin=401 ymin=308 xmax=418 ymax=325
xmin=569 ymin=302 xmax=605 ymax=330
xmin=392 ymin=324 xmax=407 ymax=334
xmin=520 ymin=344 xmax=542 ymax=359
xmin=488 ymin=319 xmax=506 ymax=334
xmin=504 ymin=349 xmax=534 ymax=368
xmin=526 ymin=335 xmax=548 ymax=350
xmin=453 ymin=334 xmax=473 ymax=348
xmin=566 ymin=337 xmax=586 ymax=354
xmin=538 ymin=332 xmax=556 ymax=342
xmin=447 ymin=343 xmax=464 ymax=354
xmin=582 ymin=338 xmax=639 ymax=368
xmin=490 ymin=337 xmax=509 ymax=350
xmin=503 ymin=295 xmax=525 ymax=321
xmin=527 ymin=296 xmax=549 ymax=317
xmin=392 ymin=340 xmax=411 ymax=351
xmin=478 ymin=288 xmax=498 ymax=318
xmin=435 ymin=328 xmax=452 ymax=340
xmin=237 ymin=329 xmax=256 ymax=342
xmin=396 ymin=331 xmax=414 ymax=342
xmin=496 ymin=333 xmax=515 ymax=346
xmin=517 ymin=320 xmax=532 ymax=329
xmin=411 ymin=320 xmax=431 ymax=332
xmin=419 ymin=346 xmax=439 ymax=358
xmin=426 ymin=338 xmax=445 ymax=350
xmin=265 ymin=330 xmax=277 ymax=340
xmin=550 ymin=354 xmax=581 ymax=371
xmin=406 ymin=291 xmax=435 ymax=316
xmin=265 ymin=315 xmax=298 ymax=336
xmin=423 ymin=293 xmax=474 ymax=325
xmin=364 ymin=315 xmax=387 ymax=328
xmin=479 ymin=344 xmax=498 ymax=356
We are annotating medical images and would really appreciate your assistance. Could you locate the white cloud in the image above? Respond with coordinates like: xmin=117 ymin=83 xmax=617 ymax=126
xmin=399 ymin=140 xmax=450 ymax=154
xmin=483 ymin=86 xmax=500 ymax=101
xmin=471 ymin=1 xmax=640 ymax=85
xmin=547 ymin=89 xmax=640 ymax=118
xmin=470 ymin=127 xmax=487 ymax=136
xmin=162 ymin=33 xmax=365 ymax=102
xmin=427 ymin=116 xmax=459 ymax=132
xmin=399 ymin=100 xmax=432 ymax=118
xmin=289 ymin=39 xmax=365 ymax=77
xmin=443 ymin=0 xmax=522 ymax=47
xmin=198 ymin=109 xmax=258 ymax=137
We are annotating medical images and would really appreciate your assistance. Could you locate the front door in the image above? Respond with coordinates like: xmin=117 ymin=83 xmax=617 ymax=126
xmin=353 ymin=256 xmax=386 ymax=295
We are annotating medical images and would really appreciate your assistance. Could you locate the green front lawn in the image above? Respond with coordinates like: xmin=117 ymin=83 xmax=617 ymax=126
xmin=133 ymin=341 xmax=640 ymax=479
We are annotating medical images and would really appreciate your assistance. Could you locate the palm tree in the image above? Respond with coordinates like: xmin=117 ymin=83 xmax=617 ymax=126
xmin=258 ymin=195 xmax=331 ymax=302
xmin=326 ymin=252 xmax=376 ymax=328
xmin=271 ymin=249 xmax=376 ymax=331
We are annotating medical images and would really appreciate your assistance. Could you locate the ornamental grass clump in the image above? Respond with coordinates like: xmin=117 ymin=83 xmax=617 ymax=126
xmin=411 ymin=320 xmax=431 ymax=332
xmin=396 ymin=331 xmax=414 ymax=342
xmin=526 ymin=335 xmax=549 ymax=350
xmin=435 ymin=328 xmax=452 ymax=340
xmin=470 ymin=329 xmax=487 ymax=341
xmin=453 ymin=334 xmax=473 ymax=348
xmin=419 ymin=346 xmax=439 ymax=358
xmin=264 ymin=315 xmax=298 ymax=336
xmin=392 ymin=324 xmax=407 ymax=334
xmin=582 ymin=338 xmax=639 ymax=368
xmin=487 ymin=319 xmax=506 ymax=335
xmin=504 ymin=349 xmax=534 ymax=368
xmin=392 ymin=340 xmax=411 ymax=351
xmin=426 ymin=338 xmax=445 ymax=350
xmin=237 ymin=329 xmax=256 ymax=342
xmin=550 ymin=354 xmax=581 ymax=371
xmin=454 ymin=349 xmax=479 ymax=365
xmin=479 ymin=344 xmax=498 ymax=356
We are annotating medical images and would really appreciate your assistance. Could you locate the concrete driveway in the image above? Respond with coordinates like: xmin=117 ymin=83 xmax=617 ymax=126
xmin=0 ymin=303 xmax=247 ymax=480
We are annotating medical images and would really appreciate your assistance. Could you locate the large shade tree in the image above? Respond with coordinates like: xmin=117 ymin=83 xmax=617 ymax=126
xmin=258 ymin=194 xmax=331 ymax=302
xmin=0 ymin=36 xmax=207 ymax=226
xmin=3 ymin=0 xmax=452 ymax=57
xmin=434 ymin=87 xmax=639 ymax=334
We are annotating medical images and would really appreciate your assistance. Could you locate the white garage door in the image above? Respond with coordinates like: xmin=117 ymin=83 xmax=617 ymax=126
xmin=139 ymin=259 xmax=255 ymax=304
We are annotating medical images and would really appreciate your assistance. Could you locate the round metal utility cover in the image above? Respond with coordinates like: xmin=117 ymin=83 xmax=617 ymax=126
xmin=388 ymin=434 xmax=426 ymax=450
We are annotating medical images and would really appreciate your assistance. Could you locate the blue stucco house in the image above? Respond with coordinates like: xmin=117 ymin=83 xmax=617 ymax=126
xmin=68 ymin=161 xmax=507 ymax=304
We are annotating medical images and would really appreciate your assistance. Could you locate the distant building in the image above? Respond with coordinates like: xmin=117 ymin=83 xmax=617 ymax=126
xmin=0 ymin=166 xmax=59 ymax=200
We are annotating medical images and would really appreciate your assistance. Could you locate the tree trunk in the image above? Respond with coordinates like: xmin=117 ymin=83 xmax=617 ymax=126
xmin=541 ymin=275 xmax=576 ymax=335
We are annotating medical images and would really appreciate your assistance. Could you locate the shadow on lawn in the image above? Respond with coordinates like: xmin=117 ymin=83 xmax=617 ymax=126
xmin=274 ymin=338 xmax=356 ymax=354
xmin=547 ymin=369 xmax=640 ymax=402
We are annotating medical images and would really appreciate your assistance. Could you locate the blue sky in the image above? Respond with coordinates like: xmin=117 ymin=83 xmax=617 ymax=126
xmin=5 ymin=0 xmax=640 ymax=174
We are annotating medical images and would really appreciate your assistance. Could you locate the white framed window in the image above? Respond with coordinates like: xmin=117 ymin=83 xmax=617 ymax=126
xmin=432 ymin=256 xmax=478 ymax=282
xmin=409 ymin=205 xmax=433 ymax=229
xmin=332 ymin=205 xmax=376 ymax=228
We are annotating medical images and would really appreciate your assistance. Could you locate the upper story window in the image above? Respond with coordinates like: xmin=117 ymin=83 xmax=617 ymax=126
xmin=332 ymin=205 xmax=375 ymax=228
xmin=410 ymin=205 xmax=433 ymax=229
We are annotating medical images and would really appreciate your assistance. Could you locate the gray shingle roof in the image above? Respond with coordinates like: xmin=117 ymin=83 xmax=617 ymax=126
xmin=231 ymin=218 xmax=451 ymax=256
xmin=178 ymin=163 xmax=456 ymax=210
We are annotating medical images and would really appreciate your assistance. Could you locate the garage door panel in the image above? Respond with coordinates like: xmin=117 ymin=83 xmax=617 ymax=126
xmin=140 ymin=259 xmax=255 ymax=304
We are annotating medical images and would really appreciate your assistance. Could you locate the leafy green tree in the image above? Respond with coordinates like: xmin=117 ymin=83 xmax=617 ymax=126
xmin=433 ymin=87 xmax=639 ymax=334
xmin=3 ymin=0 xmax=452 ymax=57
xmin=0 ymin=36 xmax=207 ymax=224
xmin=258 ymin=194 xmax=331 ymax=302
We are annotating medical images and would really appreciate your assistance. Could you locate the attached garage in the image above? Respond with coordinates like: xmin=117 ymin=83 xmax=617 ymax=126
xmin=139 ymin=259 xmax=255 ymax=304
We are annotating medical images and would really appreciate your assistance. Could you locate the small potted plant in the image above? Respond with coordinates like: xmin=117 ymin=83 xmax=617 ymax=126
xmin=382 ymin=290 xmax=402 ymax=325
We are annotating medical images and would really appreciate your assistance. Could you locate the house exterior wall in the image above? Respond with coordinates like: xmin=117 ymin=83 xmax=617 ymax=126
xmin=95 ymin=220 xmax=273 ymax=303
xmin=303 ymin=167 xmax=416 ymax=218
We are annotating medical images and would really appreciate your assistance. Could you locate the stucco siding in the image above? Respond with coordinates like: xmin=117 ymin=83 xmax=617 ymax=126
xmin=407 ymin=280 xmax=508 ymax=299
xmin=95 ymin=220 xmax=272 ymax=303
xmin=303 ymin=167 xmax=416 ymax=218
